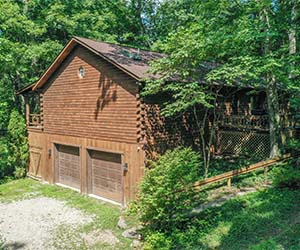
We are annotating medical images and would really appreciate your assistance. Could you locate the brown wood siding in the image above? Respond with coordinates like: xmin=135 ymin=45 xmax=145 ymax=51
xmin=42 ymin=46 xmax=138 ymax=144
xmin=28 ymin=131 xmax=145 ymax=204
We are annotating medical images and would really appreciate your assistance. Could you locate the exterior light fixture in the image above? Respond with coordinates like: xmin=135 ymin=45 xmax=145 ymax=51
xmin=79 ymin=66 xmax=85 ymax=78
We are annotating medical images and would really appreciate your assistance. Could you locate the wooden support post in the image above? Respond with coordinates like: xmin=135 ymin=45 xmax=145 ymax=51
xmin=25 ymin=96 xmax=30 ymax=126
xmin=264 ymin=167 xmax=268 ymax=183
xmin=227 ymin=178 xmax=231 ymax=188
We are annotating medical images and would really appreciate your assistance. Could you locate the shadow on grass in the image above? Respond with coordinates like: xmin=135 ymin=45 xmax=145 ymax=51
xmin=2 ymin=242 xmax=26 ymax=250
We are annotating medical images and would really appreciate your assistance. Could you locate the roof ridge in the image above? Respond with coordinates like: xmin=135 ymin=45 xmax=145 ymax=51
xmin=73 ymin=36 xmax=164 ymax=55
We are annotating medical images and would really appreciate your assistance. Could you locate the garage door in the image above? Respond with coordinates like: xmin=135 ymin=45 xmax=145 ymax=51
xmin=56 ymin=144 xmax=81 ymax=190
xmin=88 ymin=150 xmax=123 ymax=203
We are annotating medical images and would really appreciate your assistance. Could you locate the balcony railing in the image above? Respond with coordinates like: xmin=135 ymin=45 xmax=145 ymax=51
xmin=28 ymin=114 xmax=42 ymax=128
xmin=218 ymin=114 xmax=269 ymax=131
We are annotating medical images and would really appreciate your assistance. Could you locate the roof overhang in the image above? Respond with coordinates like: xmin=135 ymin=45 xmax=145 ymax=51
xmin=74 ymin=37 xmax=142 ymax=81
xmin=33 ymin=39 xmax=78 ymax=91
xmin=16 ymin=82 xmax=36 ymax=95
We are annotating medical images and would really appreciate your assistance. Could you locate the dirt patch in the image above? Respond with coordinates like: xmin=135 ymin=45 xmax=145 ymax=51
xmin=0 ymin=197 xmax=93 ymax=250
xmin=83 ymin=229 xmax=120 ymax=246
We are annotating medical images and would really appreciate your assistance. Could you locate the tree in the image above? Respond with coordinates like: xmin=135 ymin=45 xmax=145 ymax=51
xmin=144 ymin=0 xmax=300 ymax=164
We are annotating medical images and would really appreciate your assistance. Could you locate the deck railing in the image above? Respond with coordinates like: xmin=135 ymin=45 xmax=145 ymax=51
xmin=28 ymin=114 xmax=42 ymax=128
xmin=173 ymin=153 xmax=299 ymax=194
xmin=218 ymin=114 xmax=269 ymax=130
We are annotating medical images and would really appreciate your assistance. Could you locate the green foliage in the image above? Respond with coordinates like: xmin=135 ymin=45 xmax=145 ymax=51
xmin=141 ymin=188 xmax=300 ymax=250
xmin=0 ymin=110 xmax=28 ymax=180
xmin=0 ymin=237 xmax=4 ymax=250
xmin=272 ymin=162 xmax=300 ymax=189
xmin=7 ymin=110 xmax=29 ymax=177
xmin=132 ymin=148 xmax=206 ymax=233
xmin=143 ymin=232 xmax=171 ymax=250
xmin=250 ymin=239 xmax=284 ymax=250
xmin=0 ymin=137 xmax=11 ymax=180
xmin=146 ymin=0 xmax=300 ymax=158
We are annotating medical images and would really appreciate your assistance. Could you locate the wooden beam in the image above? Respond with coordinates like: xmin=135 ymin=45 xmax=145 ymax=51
xmin=25 ymin=96 xmax=30 ymax=126
xmin=192 ymin=154 xmax=295 ymax=190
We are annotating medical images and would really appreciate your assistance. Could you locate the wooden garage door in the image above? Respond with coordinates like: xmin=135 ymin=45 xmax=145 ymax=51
xmin=88 ymin=150 xmax=123 ymax=203
xmin=56 ymin=144 xmax=81 ymax=190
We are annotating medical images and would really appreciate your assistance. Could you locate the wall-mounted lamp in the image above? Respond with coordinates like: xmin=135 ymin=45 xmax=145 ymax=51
xmin=122 ymin=163 xmax=128 ymax=172
xmin=48 ymin=149 xmax=52 ymax=158
xmin=78 ymin=66 xmax=85 ymax=78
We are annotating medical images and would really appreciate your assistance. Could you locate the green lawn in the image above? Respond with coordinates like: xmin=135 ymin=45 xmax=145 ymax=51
xmin=0 ymin=178 xmax=137 ymax=250
xmin=157 ymin=187 xmax=300 ymax=250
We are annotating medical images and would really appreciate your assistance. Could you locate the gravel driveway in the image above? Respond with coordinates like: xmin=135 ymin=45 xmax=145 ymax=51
xmin=0 ymin=197 xmax=93 ymax=250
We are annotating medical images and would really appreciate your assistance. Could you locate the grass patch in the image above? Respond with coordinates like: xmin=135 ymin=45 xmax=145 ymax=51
xmin=153 ymin=187 xmax=300 ymax=250
xmin=0 ymin=237 xmax=4 ymax=250
xmin=0 ymin=178 xmax=135 ymax=250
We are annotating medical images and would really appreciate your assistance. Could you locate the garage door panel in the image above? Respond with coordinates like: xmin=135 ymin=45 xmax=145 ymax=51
xmin=56 ymin=144 xmax=81 ymax=190
xmin=88 ymin=150 xmax=123 ymax=203
xmin=90 ymin=151 xmax=121 ymax=163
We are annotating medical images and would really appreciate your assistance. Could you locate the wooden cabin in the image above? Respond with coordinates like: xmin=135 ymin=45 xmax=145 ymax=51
xmin=18 ymin=37 xmax=298 ymax=205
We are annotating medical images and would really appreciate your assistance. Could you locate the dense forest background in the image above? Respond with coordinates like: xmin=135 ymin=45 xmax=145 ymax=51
xmin=1 ymin=0 xmax=300 ymax=179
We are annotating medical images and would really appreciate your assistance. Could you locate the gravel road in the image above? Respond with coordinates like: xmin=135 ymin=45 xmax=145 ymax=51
xmin=0 ymin=197 xmax=93 ymax=250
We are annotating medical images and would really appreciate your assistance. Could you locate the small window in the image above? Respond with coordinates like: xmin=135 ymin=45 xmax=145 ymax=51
xmin=78 ymin=66 xmax=85 ymax=78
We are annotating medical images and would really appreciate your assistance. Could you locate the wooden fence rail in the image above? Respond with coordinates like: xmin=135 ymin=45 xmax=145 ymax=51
xmin=192 ymin=153 xmax=298 ymax=190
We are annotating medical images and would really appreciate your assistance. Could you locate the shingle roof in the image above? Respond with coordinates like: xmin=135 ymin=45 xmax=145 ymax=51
xmin=22 ymin=37 xmax=165 ymax=92
xmin=75 ymin=37 xmax=164 ymax=79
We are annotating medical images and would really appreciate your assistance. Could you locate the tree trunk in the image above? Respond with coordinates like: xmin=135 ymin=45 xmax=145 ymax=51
xmin=261 ymin=6 xmax=282 ymax=158
xmin=289 ymin=0 xmax=297 ymax=58
xmin=266 ymin=74 xmax=282 ymax=158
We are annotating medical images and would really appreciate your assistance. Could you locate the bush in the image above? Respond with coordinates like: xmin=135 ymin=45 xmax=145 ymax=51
xmin=143 ymin=232 xmax=172 ymax=250
xmin=0 ymin=110 xmax=28 ymax=180
xmin=250 ymin=239 xmax=284 ymax=250
xmin=132 ymin=147 xmax=206 ymax=234
xmin=0 ymin=137 xmax=11 ymax=179
xmin=272 ymin=162 xmax=300 ymax=189
xmin=285 ymin=139 xmax=300 ymax=155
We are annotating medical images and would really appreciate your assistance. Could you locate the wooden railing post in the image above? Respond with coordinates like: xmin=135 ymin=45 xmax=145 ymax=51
xmin=264 ymin=166 xmax=268 ymax=183
xmin=227 ymin=178 xmax=232 ymax=188
xmin=25 ymin=96 xmax=30 ymax=126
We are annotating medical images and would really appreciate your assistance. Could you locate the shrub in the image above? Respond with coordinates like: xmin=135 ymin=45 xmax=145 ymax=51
xmin=0 ymin=110 xmax=28 ymax=180
xmin=272 ymin=162 xmax=300 ymax=189
xmin=132 ymin=147 xmax=206 ymax=234
xmin=250 ymin=239 xmax=284 ymax=250
xmin=0 ymin=137 xmax=12 ymax=179
xmin=143 ymin=232 xmax=171 ymax=250
xmin=7 ymin=110 xmax=29 ymax=178
xmin=285 ymin=139 xmax=300 ymax=155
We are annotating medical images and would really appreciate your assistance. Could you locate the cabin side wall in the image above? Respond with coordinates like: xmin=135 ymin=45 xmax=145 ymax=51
xmin=42 ymin=46 xmax=138 ymax=144
xmin=27 ymin=46 xmax=146 ymax=203
xmin=142 ymin=89 xmax=272 ymax=160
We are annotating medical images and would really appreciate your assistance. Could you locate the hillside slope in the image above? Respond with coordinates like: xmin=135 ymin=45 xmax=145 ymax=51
xmin=166 ymin=187 xmax=300 ymax=250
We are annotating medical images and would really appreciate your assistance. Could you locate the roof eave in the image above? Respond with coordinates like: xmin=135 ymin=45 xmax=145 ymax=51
xmin=32 ymin=39 xmax=78 ymax=91
xmin=73 ymin=37 xmax=142 ymax=81
xmin=16 ymin=82 xmax=36 ymax=95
